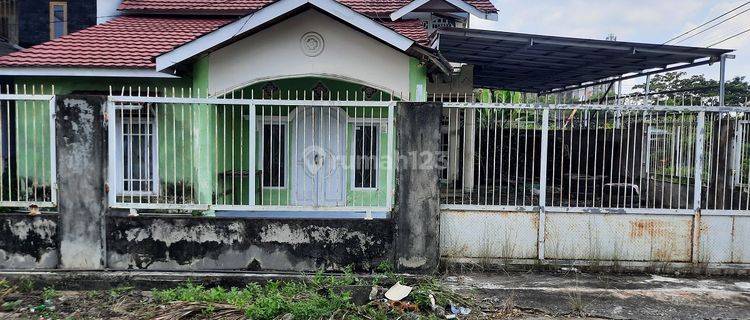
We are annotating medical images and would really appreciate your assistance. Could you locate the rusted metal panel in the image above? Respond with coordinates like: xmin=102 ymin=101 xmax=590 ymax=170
xmin=440 ymin=210 xmax=538 ymax=259
xmin=699 ymin=216 xmax=750 ymax=264
xmin=544 ymin=213 xmax=693 ymax=262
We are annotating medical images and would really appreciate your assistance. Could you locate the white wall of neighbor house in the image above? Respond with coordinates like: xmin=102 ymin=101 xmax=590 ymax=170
xmin=97 ymin=0 xmax=123 ymax=24
xmin=208 ymin=9 xmax=412 ymax=96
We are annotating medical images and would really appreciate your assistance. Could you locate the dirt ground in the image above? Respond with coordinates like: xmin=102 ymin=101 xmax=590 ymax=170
xmin=0 ymin=271 xmax=747 ymax=319
xmin=445 ymin=270 xmax=750 ymax=319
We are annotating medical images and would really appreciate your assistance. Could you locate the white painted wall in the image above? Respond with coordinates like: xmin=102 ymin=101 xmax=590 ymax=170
xmin=208 ymin=9 xmax=412 ymax=97
xmin=97 ymin=0 xmax=123 ymax=24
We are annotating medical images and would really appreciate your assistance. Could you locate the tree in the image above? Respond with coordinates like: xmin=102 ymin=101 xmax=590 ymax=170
xmin=632 ymin=72 xmax=749 ymax=106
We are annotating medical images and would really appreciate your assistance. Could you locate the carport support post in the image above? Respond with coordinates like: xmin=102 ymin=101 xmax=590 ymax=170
xmin=462 ymin=108 xmax=476 ymax=192
xmin=537 ymin=109 xmax=549 ymax=260
xmin=691 ymin=112 xmax=705 ymax=263
xmin=394 ymin=102 xmax=442 ymax=273
xmin=719 ymin=54 xmax=727 ymax=106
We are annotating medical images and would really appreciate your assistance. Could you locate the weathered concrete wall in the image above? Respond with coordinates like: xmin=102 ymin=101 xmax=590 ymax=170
xmin=56 ymin=96 xmax=107 ymax=269
xmin=107 ymin=216 xmax=393 ymax=271
xmin=0 ymin=214 xmax=58 ymax=269
xmin=394 ymin=102 xmax=442 ymax=272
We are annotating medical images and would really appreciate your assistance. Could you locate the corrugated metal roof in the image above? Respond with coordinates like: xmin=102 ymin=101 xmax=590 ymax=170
xmin=433 ymin=28 xmax=734 ymax=92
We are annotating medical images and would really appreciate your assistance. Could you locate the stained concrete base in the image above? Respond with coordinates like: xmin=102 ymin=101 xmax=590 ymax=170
xmin=445 ymin=271 xmax=750 ymax=320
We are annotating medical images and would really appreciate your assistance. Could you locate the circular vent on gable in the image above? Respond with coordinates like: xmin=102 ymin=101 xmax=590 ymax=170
xmin=300 ymin=32 xmax=325 ymax=57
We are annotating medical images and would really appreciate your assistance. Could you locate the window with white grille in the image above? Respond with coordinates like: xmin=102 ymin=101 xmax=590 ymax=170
xmin=261 ymin=122 xmax=286 ymax=188
xmin=116 ymin=109 xmax=158 ymax=195
xmin=353 ymin=124 xmax=379 ymax=189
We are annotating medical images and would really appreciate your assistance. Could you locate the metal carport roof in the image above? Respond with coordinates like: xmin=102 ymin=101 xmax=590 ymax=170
xmin=431 ymin=28 xmax=734 ymax=93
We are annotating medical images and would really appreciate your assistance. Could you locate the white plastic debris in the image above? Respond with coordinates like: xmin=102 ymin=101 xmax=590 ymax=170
xmin=429 ymin=293 xmax=437 ymax=310
xmin=128 ymin=208 xmax=139 ymax=217
xmin=450 ymin=303 xmax=471 ymax=315
xmin=369 ymin=286 xmax=379 ymax=300
xmin=384 ymin=282 xmax=412 ymax=301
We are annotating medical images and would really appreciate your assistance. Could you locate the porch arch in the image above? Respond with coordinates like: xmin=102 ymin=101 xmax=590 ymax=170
xmin=213 ymin=74 xmax=406 ymax=101
xmin=219 ymin=76 xmax=402 ymax=101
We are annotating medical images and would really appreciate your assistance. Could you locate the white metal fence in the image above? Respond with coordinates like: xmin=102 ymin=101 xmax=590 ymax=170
xmin=440 ymin=101 xmax=750 ymax=214
xmin=107 ymin=88 xmax=395 ymax=213
xmin=438 ymin=95 xmax=750 ymax=266
xmin=0 ymin=85 xmax=57 ymax=208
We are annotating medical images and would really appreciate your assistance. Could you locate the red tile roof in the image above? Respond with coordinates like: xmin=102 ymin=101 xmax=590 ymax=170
xmin=0 ymin=16 xmax=231 ymax=68
xmin=382 ymin=19 xmax=428 ymax=44
xmin=118 ymin=0 xmax=497 ymax=15
xmin=0 ymin=16 xmax=428 ymax=69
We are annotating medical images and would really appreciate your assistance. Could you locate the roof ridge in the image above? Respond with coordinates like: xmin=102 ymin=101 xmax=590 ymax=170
xmin=116 ymin=0 xmax=498 ymax=16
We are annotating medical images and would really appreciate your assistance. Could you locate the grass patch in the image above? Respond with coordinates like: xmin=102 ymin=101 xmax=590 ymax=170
xmin=151 ymin=267 xmax=473 ymax=319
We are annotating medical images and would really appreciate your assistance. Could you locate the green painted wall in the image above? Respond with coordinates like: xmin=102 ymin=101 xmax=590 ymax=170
xmin=9 ymin=55 xmax=416 ymax=208
xmin=11 ymin=97 xmax=52 ymax=202
xmin=12 ymin=76 xmax=192 ymax=205
xmin=409 ymin=57 xmax=428 ymax=102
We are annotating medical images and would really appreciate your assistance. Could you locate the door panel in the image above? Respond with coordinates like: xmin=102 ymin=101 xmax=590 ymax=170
xmin=291 ymin=107 xmax=347 ymax=206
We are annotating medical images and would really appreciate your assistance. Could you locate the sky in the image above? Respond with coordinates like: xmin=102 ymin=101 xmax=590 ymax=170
xmin=470 ymin=0 xmax=750 ymax=93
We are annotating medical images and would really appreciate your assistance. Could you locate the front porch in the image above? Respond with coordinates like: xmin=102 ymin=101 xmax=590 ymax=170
xmin=107 ymin=78 xmax=398 ymax=216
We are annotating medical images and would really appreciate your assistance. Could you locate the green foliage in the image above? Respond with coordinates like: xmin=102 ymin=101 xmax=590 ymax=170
xmin=1 ymin=300 xmax=22 ymax=311
xmin=151 ymin=268 xmax=473 ymax=320
xmin=16 ymin=277 xmax=34 ymax=293
xmin=42 ymin=287 xmax=59 ymax=300
xmin=476 ymin=88 xmax=523 ymax=103
xmin=373 ymin=261 xmax=403 ymax=285
xmin=153 ymin=278 xmax=354 ymax=320
xmin=632 ymin=72 xmax=750 ymax=106
xmin=109 ymin=285 xmax=135 ymax=298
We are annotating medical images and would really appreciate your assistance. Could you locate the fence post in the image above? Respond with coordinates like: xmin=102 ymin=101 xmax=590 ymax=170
xmin=48 ymin=95 xmax=58 ymax=205
xmin=248 ymin=103 xmax=256 ymax=206
xmin=538 ymin=108 xmax=549 ymax=260
xmin=385 ymin=102 xmax=395 ymax=209
xmin=691 ymin=111 xmax=705 ymax=263
xmin=106 ymin=98 xmax=116 ymax=206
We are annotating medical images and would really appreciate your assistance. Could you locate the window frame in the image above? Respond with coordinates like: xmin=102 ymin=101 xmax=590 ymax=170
xmin=258 ymin=116 xmax=288 ymax=189
xmin=644 ymin=123 xmax=692 ymax=180
xmin=115 ymin=105 xmax=159 ymax=196
xmin=49 ymin=1 xmax=67 ymax=40
xmin=350 ymin=121 xmax=381 ymax=190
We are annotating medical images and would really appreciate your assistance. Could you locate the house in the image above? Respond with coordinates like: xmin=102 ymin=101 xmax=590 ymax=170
xmin=0 ymin=0 xmax=97 ymax=50
xmin=0 ymin=0 xmax=746 ymax=273
xmin=0 ymin=0 xmax=502 ymax=214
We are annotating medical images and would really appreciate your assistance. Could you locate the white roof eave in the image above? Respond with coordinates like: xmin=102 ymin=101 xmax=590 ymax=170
xmin=389 ymin=0 xmax=499 ymax=21
xmin=0 ymin=67 xmax=180 ymax=78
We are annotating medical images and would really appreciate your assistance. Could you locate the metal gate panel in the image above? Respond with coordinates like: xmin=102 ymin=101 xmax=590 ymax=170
xmin=544 ymin=213 xmax=693 ymax=262
xmin=699 ymin=216 xmax=750 ymax=263
xmin=440 ymin=210 xmax=538 ymax=259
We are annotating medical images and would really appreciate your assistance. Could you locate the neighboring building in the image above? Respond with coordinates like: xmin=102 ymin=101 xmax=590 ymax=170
xmin=0 ymin=0 xmax=97 ymax=49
